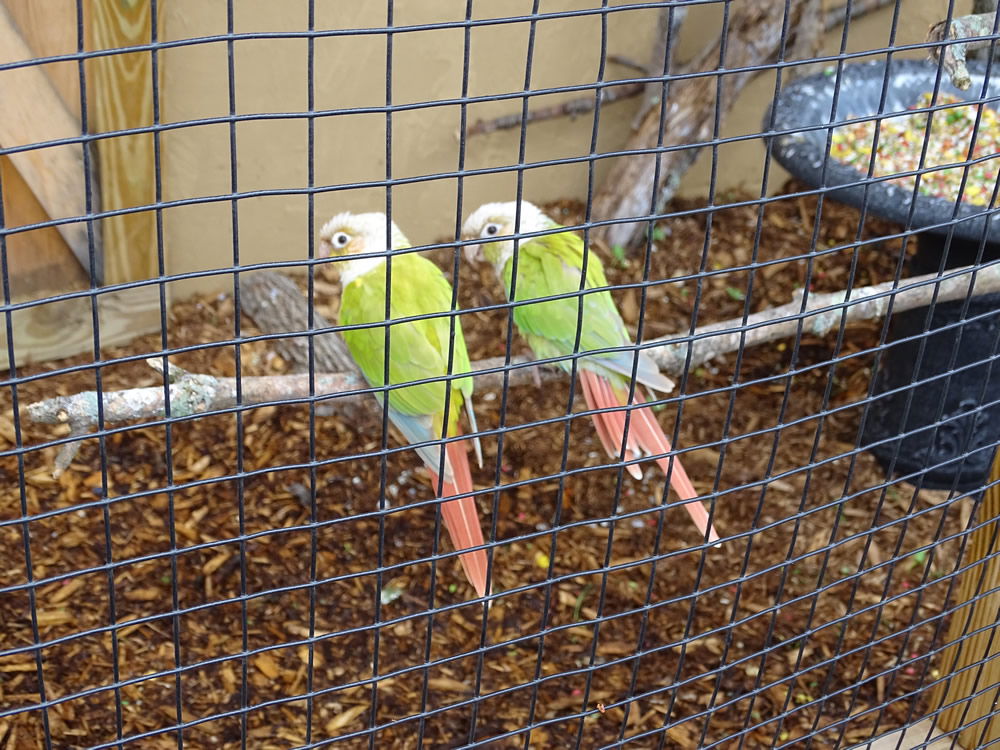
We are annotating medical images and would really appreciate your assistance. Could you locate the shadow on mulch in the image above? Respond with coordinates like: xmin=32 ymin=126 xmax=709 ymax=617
xmin=0 ymin=185 xmax=975 ymax=748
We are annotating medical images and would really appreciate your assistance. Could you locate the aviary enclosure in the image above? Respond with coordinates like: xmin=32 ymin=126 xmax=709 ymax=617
xmin=2 ymin=1 xmax=1000 ymax=748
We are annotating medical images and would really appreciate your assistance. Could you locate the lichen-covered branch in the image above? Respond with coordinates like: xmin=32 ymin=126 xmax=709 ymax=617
xmin=32 ymin=361 xmax=365 ymax=476
xmin=26 ymin=262 xmax=1000 ymax=475
xmin=27 ymin=355 xmax=553 ymax=475
xmin=928 ymin=11 xmax=1000 ymax=91
xmin=650 ymin=263 xmax=1000 ymax=374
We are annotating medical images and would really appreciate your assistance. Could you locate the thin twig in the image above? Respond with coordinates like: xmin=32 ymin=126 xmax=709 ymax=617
xmin=606 ymin=54 xmax=650 ymax=75
xmin=26 ymin=262 xmax=1000 ymax=476
xmin=465 ymin=81 xmax=644 ymax=137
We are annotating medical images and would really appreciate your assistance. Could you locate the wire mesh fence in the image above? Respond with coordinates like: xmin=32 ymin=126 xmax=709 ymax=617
xmin=2 ymin=0 xmax=1000 ymax=747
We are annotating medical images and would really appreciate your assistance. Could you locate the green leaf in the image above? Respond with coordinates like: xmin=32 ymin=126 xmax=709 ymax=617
xmin=573 ymin=583 xmax=594 ymax=622
xmin=725 ymin=286 xmax=746 ymax=301
xmin=909 ymin=548 xmax=928 ymax=570
xmin=611 ymin=244 xmax=628 ymax=267
xmin=651 ymin=226 xmax=667 ymax=242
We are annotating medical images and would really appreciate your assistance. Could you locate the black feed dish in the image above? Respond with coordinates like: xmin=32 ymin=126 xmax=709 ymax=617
xmin=767 ymin=58 xmax=1000 ymax=243
xmin=767 ymin=59 xmax=1000 ymax=491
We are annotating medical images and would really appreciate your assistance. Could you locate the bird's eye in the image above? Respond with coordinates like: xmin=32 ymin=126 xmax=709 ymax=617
xmin=333 ymin=232 xmax=350 ymax=248
xmin=483 ymin=223 xmax=500 ymax=237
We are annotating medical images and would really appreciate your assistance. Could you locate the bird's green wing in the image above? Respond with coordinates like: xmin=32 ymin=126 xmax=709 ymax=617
xmin=504 ymin=229 xmax=672 ymax=392
xmin=504 ymin=230 xmax=629 ymax=357
xmin=340 ymin=252 xmax=472 ymax=432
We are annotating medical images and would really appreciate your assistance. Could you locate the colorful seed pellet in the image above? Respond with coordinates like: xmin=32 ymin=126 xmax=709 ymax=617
xmin=830 ymin=93 xmax=1000 ymax=205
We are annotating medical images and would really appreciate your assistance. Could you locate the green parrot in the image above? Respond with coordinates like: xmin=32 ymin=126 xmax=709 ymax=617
xmin=319 ymin=211 xmax=489 ymax=597
xmin=462 ymin=201 xmax=718 ymax=544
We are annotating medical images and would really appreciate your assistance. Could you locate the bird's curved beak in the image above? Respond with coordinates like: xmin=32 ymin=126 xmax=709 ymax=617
xmin=318 ymin=238 xmax=333 ymax=258
xmin=463 ymin=243 xmax=481 ymax=264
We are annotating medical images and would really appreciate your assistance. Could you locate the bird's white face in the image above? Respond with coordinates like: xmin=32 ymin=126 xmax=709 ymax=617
xmin=318 ymin=212 xmax=409 ymax=286
xmin=462 ymin=201 xmax=550 ymax=275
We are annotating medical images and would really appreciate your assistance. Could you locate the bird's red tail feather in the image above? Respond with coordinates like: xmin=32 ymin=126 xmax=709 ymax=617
xmin=579 ymin=368 xmax=629 ymax=469
xmin=578 ymin=369 xmax=720 ymax=544
xmin=429 ymin=436 xmax=489 ymax=597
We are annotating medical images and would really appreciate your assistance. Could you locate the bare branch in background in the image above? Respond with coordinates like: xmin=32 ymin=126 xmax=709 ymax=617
xmin=239 ymin=270 xmax=359 ymax=374
xmin=591 ymin=0 xmax=896 ymax=249
xmin=27 ymin=262 xmax=1000 ymax=475
xmin=464 ymin=12 xmax=679 ymax=139
xmin=465 ymin=0 xmax=892 ymax=143
xmin=465 ymin=81 xmax=644 ymax=137
xmin=927 ymin=10 xmax=999 ymax=91
xmin=786 ymin=0 xmax=825 ymax=80
xmin=592 ymin=0 xmax=805 ymax=250
xmin=630 ymin=5 xmax=686 ymax=131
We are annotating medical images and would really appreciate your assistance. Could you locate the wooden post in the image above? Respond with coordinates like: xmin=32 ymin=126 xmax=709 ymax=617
xmin=0 ymin=0 xmax=163 ymax=369
xmin=932 ymin=448 xmax=1000 ymax=746
xmin=84 ymin=0 xmax=157 ymax=285
xmin=0 ymin=2 xmax=94 ymax=274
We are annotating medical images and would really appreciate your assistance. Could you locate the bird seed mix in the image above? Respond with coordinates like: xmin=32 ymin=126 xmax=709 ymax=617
xmin=830 ymin=92 xmax=1000 ymax=205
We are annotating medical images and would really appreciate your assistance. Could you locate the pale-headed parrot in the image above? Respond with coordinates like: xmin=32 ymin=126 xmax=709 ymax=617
xmin=319 ymin=211 xmax=489 ymax=596
xmin=462 ymin=201 xmax=719 ymax=545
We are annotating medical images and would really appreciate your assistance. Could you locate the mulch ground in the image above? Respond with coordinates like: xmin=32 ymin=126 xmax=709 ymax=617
xmin=0 ymin=184 xmax=976 ymax=748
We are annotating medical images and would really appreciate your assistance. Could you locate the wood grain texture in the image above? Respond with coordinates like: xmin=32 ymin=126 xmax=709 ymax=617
xmin=0 ymin=2 xmax=94 ymax=274
xmin=0 ymin=284 xmax=162 ymax=370
xmin=2 ymin=0 xmax=81 ymax=116
xmin=85 ymin=0 xmax=156 ymax=284
xmin=0 ymin=156 xmax=88 ymax=302
xmin=932 ymin=450 xmax=1000 ymax=746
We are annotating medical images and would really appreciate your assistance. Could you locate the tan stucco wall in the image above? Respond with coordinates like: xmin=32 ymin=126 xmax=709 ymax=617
xmin=158 ymin=1 xmax=972 ymax=297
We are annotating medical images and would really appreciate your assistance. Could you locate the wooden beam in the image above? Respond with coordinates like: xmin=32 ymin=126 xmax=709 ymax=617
xmin=0 ymin=154 xmax=163 ymax=371
xmin=0 ymin=2 xmax=88 ymax=302
xmin=0 ymin=2 xmax=95 ymax=276
xmin=931 ymin=450 xmax=1000 ymax=746
xmin=0 ymin=284 xmax=163 ymax=370
xmin=0 ymin=156 xmax=88 ymax=302
xmin=85 ymin=0 xmax=157 ymax=285
xmin=1 ymin=0 xmax=81 ymax=117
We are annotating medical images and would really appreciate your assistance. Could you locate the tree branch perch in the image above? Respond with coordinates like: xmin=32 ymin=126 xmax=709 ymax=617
xmin=26 ymin=262 xmax=1000 ymax=476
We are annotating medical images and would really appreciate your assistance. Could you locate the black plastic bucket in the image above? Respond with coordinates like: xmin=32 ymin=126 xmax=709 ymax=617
xmin=861 ymin=234 xmax=1000 ymax=490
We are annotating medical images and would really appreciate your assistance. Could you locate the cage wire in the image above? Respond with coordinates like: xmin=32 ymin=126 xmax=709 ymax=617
xmin=2 ymin=0 xmax=1000 ymax=747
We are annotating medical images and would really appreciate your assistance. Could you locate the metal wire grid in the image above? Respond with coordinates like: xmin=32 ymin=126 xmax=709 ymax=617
xmin=0 ymin=0 xmax=999 ymax=747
